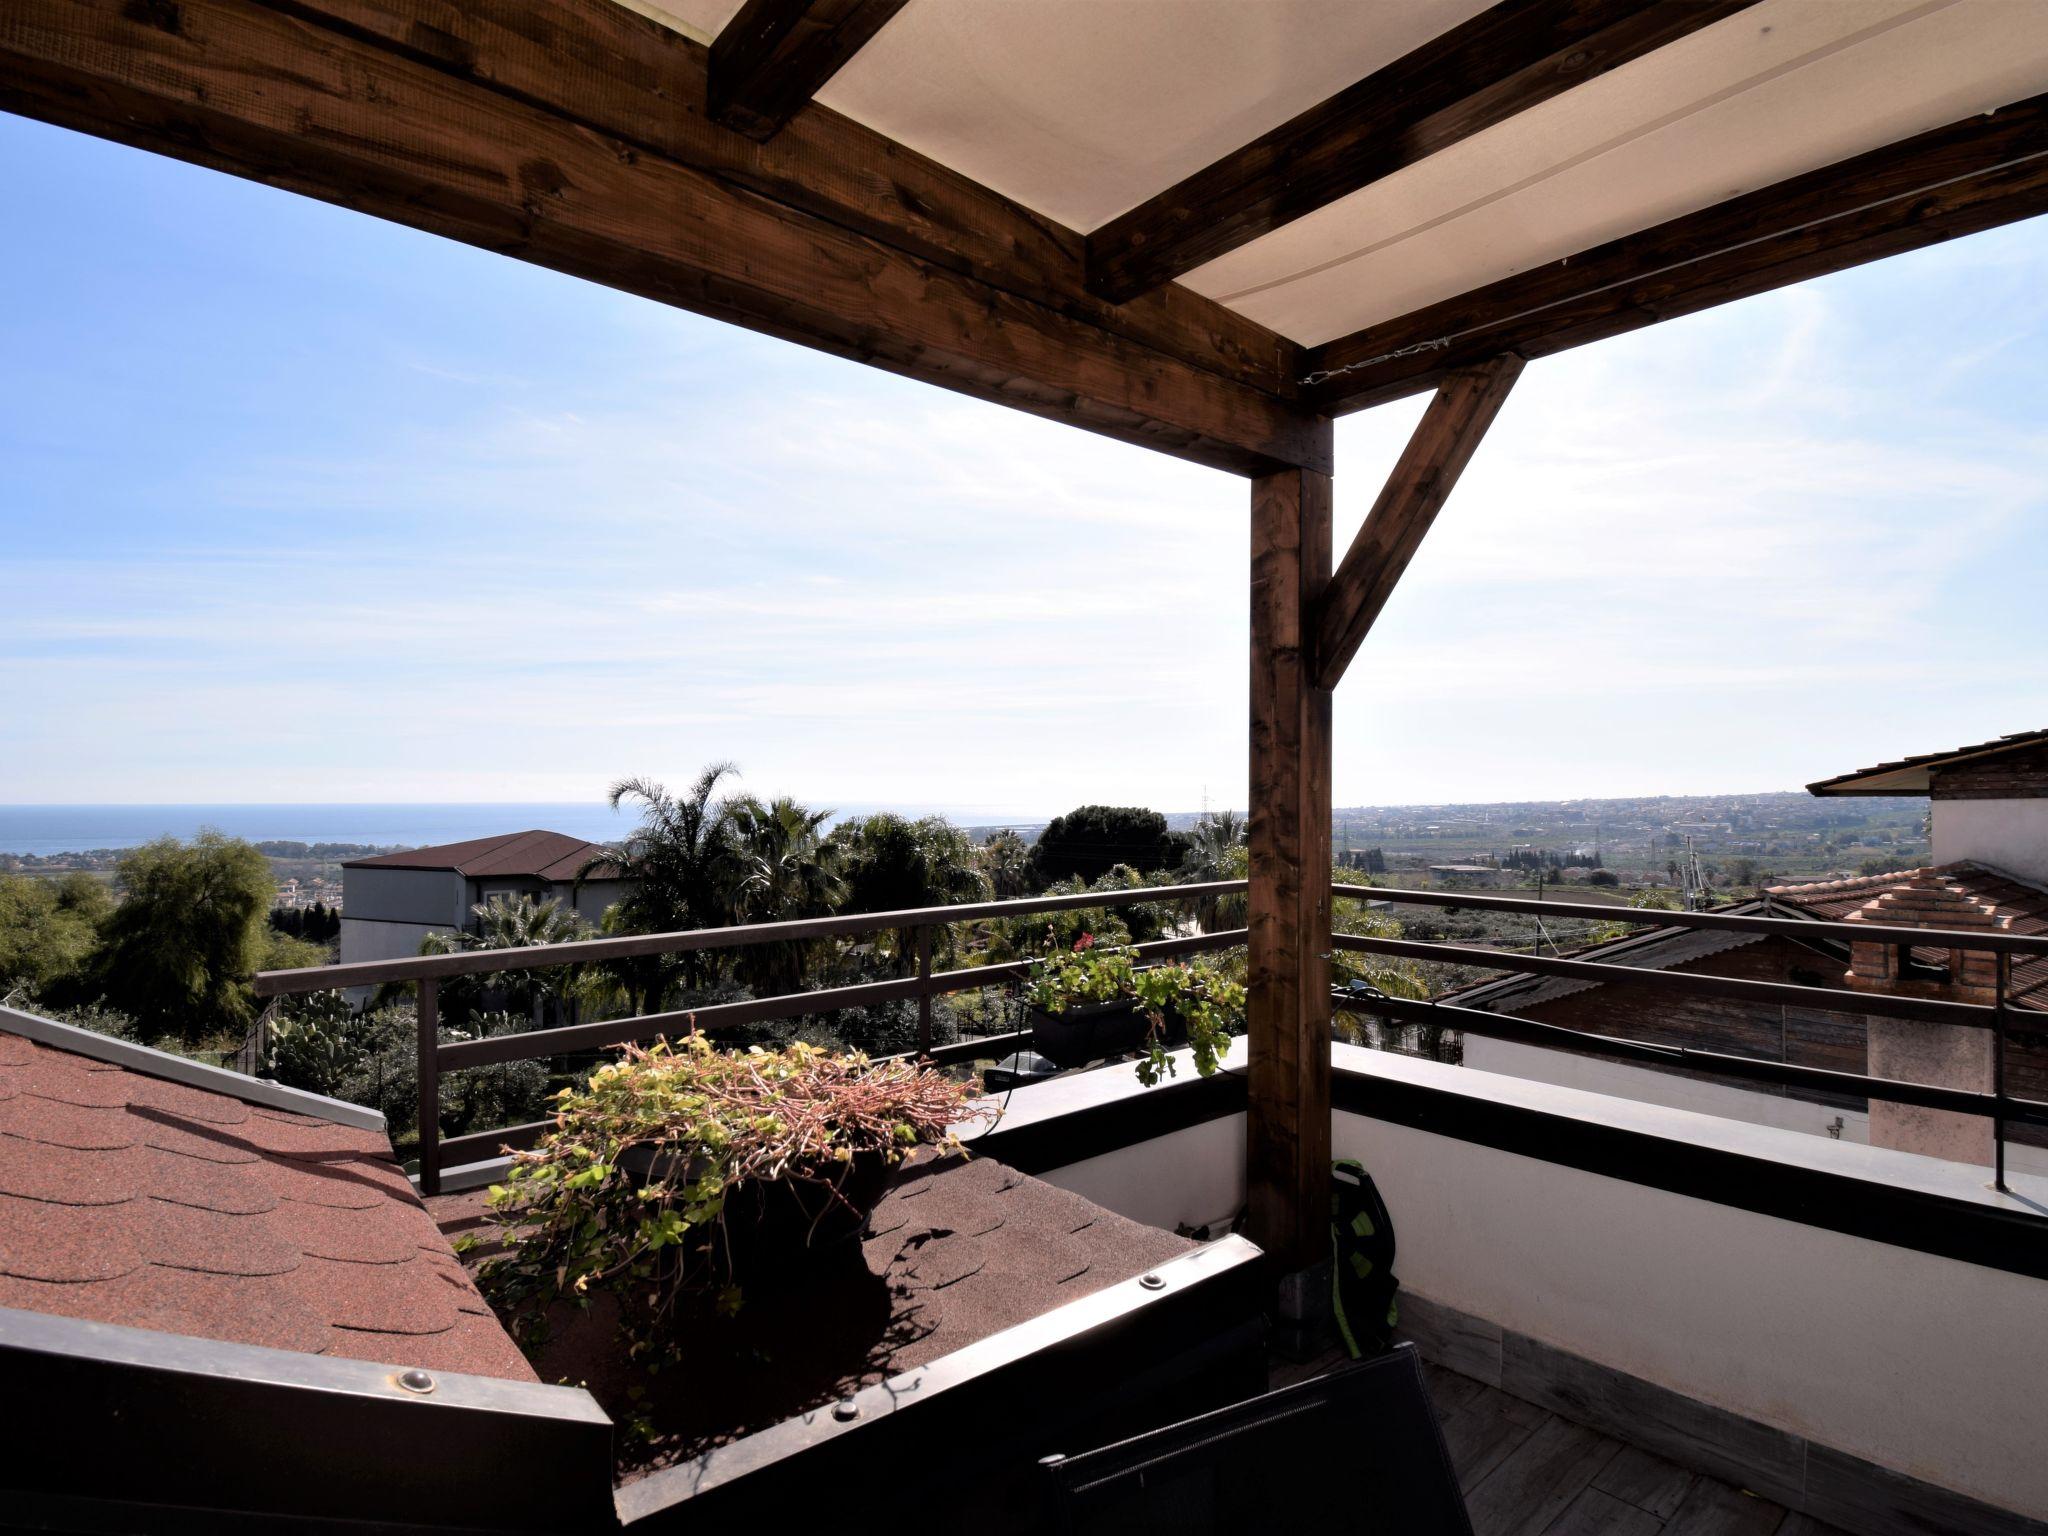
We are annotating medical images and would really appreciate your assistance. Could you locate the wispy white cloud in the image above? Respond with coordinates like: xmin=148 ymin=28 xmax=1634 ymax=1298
xmin=4 ymin=135 xmax=2045 ymax=811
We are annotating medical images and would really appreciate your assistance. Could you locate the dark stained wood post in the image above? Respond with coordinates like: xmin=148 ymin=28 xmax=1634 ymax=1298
xmin=416 ymin=976 xmax=441 ymax=1198
xmin=1247 ymin=435 xmax=1335 ymax=1277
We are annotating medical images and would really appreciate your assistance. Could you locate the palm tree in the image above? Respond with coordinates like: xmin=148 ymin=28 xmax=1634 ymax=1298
xmin=579 ymin=766 xmax=744 ymax=1010
xmin=976 ymin=829 xmax=1035 ymax=899
xmin=728 ymin=794 xmax=846 ymax=996
xmin=828 ymin=813 xmax=990 ymax=975
xmin=419 ymin=892 xmax=592 ymax=1030
xmin=1178 ymin=810 xmax=1247 ymax=932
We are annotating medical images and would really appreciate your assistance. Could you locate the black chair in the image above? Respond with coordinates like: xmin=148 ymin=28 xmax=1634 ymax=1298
xmin=1039 ymin=1343 xmax=1473 ymax=1535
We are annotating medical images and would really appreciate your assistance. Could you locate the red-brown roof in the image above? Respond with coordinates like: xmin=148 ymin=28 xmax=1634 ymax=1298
xmin=1806 ymin=728 xmax=2048 ymax=796
xmin=0 ymin=1028 xmax=535 ymax=1381
xmin=1768 ymin=862 xmax=2048 ymax=1011
xmin=345 ymin=829 xmax=616 ymax=883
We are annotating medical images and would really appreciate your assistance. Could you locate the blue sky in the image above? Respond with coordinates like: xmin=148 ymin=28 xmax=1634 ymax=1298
xmin=2 ymin=110 xmax=2044 ymax=814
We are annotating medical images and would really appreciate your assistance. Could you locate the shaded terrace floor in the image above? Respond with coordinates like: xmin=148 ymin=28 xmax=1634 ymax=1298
xmin=1272 ymin=1346 xmax=1851 ymax=1536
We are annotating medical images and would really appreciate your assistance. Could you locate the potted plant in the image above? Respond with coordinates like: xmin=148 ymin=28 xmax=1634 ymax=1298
xmin=1022 ymin=935 xmax=1149 ymax=1067
xmin=478 ymin=1033 xmax=982 ymax=1357
xmin=1022 ymin=935 xmax=1245 ymax=1083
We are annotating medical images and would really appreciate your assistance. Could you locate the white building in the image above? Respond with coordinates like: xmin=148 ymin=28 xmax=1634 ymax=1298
xmin=338 ymin=830 xmax=628 ymax=973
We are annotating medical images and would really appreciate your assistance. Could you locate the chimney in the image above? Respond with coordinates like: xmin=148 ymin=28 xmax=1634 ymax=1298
xmin=1843 ymin=873 xmax=2008 ymax=1166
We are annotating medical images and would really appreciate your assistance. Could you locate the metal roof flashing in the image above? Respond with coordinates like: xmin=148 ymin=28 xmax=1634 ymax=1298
xmin=0 ymin=1002 xmax=385 ymax=1131
xmin=0 ymin=1303 xmax=612 ymax=1533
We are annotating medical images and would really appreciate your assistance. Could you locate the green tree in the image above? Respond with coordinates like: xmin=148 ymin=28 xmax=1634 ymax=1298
xmin=420 ymin=893 xmax=593 ymax=1030
xmin=93 ymin=833 xmax=274 ymax=1043
xmin=581 ymin=767 xmax=744 ymax=1007
xmin=828 ymin=813 xmax=989 ymax=974
xmin=1177 ymin=810 xmax=1246 ymax=933
xmin=1031 ymin=804 xmax=1181 ymax=884
xmin=0 ymin=872 xmax=111 ymax=1001
xmin=976 ymin=829 xmax=1036 ymax=899
xmin=728 ymin=795 xmax=846 ymax=996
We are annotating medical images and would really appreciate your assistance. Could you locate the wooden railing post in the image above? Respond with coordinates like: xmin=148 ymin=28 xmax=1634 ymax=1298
xmin=417 ymin=976 xmax=441 ymax=1198
xmin=1247 ymin=446 xmax=1335 ymax=1279
xmin=916 ymin=926 xmax=934 ymax=1057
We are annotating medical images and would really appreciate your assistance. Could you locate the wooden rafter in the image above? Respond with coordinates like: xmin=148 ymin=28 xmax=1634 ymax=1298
xmin=0 ymin=0 xmax=1327 ymax=477
xmin=1086 ymin=0 xmax=1758 ymax=305
xmin=1306 ymin=91 xmax=2048 ymax=413
xmin=1246 ymin=446 xmax=1335 ymax=1274
xmin=248 ymin=0 xmax=1301 ymax=404
xmin=1313 ymin=357 xmax=1523 ymax=692
xmin=707 ymin=0 xmax=906 ymax=142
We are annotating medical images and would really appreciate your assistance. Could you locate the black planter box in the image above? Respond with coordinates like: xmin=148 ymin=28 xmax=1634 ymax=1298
xmin=1028 ymin=998 xmax=1185 ymax=1069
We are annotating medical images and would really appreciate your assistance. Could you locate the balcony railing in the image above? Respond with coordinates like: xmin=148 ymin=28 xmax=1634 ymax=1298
xmin=1331 ymin=883 xmax=2048 ymax=1190
xmin=253 ymin=880 xmax=1249 ymax=1194
xmin=250 ymin=874 xmax=2048 ymax=1199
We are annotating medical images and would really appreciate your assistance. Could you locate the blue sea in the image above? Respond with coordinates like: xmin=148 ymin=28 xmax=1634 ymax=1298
xmin=0 ymin=803 xmax=1055 ymax=856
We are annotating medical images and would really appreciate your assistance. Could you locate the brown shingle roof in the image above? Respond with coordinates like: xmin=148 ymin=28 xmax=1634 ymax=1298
xmin=344 ymin=829 xmax=616 ymax=882
xmin=0 ymin=1028 xmax=535 ymax=1381
xmin=1806 ymin=728 xmax=2048 ymax=796
xmin=430 ymin=1151 xmax=1193 ymax=1480
xmin=1768 ymin=861 xmax=2048 ymax=1012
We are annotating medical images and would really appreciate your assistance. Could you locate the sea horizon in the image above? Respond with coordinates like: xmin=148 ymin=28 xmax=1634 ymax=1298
xmin=0 ymin=802 xmax=1064 ymax=857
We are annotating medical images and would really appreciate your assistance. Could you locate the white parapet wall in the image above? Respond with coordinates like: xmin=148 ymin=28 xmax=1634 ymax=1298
xmin=1465 ymin=1034 xmax=2048 ymax=1179
xmin=980 ymin=1040 xmax=1249 ymax=1238
xmin=1332 ymin=1046 xmax=2048 ymax=1523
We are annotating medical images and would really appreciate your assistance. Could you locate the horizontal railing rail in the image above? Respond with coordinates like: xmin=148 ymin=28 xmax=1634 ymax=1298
xmin=1332 ymin=988 xmax=2048 ymax=1131
xmin=1334 ymin=882 xmax=2044 ymax=1189
xmin=1332 ymin=881 xmax=2048 ymax=959
xmin=437 ymin=929 xmax=1247 ymax=1070
xmin=251 ymin=880 xmax=1247 ymax=995
xmin=252 ymin=879 xmax=1250 ymax=1194
xmin=1333 ymin=932 xmax=1996 ymax=1028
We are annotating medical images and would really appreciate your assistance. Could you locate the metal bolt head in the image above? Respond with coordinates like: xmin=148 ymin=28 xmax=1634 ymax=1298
xmin=397 ymin=1368 xmax=437 ymax=1395
xmin=832 ymin=1397 xmax=860 ymax=1422
xmin=1139 ymin=1272 xmax=1166 ymax=1291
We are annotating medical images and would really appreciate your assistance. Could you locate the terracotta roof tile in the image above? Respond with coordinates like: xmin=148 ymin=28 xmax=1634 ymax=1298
xmin=1808 ymin=728 xmax=2048 ymax=795
xmin=1769 ymin=861 xmax=2048 ymax=1011
xmin=0 ymin=1029 xmax=537 ymax=1382
xmin=342 ymin=829 xmax=617 ymax=883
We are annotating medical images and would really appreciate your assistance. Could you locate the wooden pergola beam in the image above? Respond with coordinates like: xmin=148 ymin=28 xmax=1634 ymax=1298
xmin=253 ymin=0 xmax=1301 ymax=406
xmin=0 ymin=0 xmax=1328 ymax=477
xmin=707 ymin=0 xmax=907 ymax=142
xmin=1313 ymin=357 xmax=1523 ymax=692
xmin=1305 ymin=91 xmax=2048 ymax=413
xmin=1246 ymin=444 xmax=1334 ymax=1275
xmin=1086 ymin=0 xmax=1758 ymax=305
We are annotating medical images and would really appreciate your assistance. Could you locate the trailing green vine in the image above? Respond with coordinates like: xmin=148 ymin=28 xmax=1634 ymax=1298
xmin=1022 ymin=936 xmax=1243 ymax=1086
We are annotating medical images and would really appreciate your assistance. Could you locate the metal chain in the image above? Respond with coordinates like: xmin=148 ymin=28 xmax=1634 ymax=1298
xmin=1298 ymin=335 xmax=1452 ymax=388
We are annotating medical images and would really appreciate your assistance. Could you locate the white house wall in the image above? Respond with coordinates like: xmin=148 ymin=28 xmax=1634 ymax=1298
xmin=1934 ymin=799 xmax=2048 ymax=888
xmin=1464 ymin=1035 xmax=2048 ymax=1179
xmin=1331 ymin=1050 xmax=2048 ymax=1522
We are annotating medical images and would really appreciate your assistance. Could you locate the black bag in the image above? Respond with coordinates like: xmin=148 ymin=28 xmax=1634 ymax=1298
xmin=1331 ymin=1158 xmax=1400 ymax=1358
